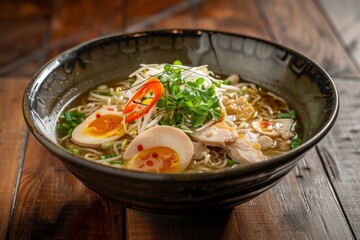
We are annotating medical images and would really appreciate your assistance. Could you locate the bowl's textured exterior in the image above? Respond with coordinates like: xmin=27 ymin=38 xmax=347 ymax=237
xmin=23 ymin=30 xmax=339 ymax=220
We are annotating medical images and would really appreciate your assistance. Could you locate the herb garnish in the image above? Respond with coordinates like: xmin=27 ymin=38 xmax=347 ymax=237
xmin=277 ymin=109 xmax=297 ymax=119
xmin=57 ymin=111 xmax=85 ymax=136
xmin=100 ymin=153 xmax=117 ymax=160
xmin=155 ymin=61 xmax=222 ymax=128
xmin=291 ymin=137 xmax=302 ymax=149
xmin=227 ymin=159 xmax=238 ymax=166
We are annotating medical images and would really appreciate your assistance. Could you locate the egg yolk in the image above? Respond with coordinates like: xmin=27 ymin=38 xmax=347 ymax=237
xmin=129 ymin=146 xmax=181 ymax=173
xmin=86 ymin=114 xmax=124 ymax=137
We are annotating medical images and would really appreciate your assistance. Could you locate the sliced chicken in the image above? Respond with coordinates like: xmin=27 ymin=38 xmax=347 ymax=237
xmin=258 ymin=135 xmax=274 ymax=151
xmin=190 ymin=121 xmax=238 ymax=147
xmin=226 ymin=138 xmax=267 ymax=164
xmin=192 ymin=142 xmax=208 ymax=159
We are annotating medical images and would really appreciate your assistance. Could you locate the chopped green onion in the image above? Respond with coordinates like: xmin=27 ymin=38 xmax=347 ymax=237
xmin=57 ymin=111 xmax=85 ymax=137
xmin=173 ymin=60 xmax=182 ymax=65
xmin=69 ymin=148 xmax=80 ymax=154
xmin=67 ymin=128 xmax=74 ymax=135
xmin=291 ymin=137 xmax=302 ymax=149
xmin=61 ymin=123 xmax=70 ymax=129
xmin=110 ymin=160 xmax=124 ymax=165
xmin=227 ymin=159 xmax=238 ymax=166
xmin=100 ymin=142 xmax=115 ymax=150
xmin=164 ymin=64 xmax=171 ymax=71
xmin=277 ymin=109 xmax=297 ymax=119
xmin=100 ymin=153 xmax=116 ymax=160
xmin=236 ymin=89 xmax=245 ymax=95
xmin=289 ymin=110 xmax=296 ymax=119
xmin=223 ymin=79 xmax=231 ymax=85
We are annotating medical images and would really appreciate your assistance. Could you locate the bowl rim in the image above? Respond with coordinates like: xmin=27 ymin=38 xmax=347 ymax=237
xmin=22 ymin=28 xmax=340 ymax=181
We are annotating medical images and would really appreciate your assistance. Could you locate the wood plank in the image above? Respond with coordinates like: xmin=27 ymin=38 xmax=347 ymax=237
xmin=125 ymin=0 xmax=184 ymax=27
xmin=0 ymin=0 xmax=50 ymax=21
xmin=126 ymin=209 xmax=240 ymax=239
xmin=0 ymin=20 xmax=48 ymax=76
xmin=0 ymin=20 xmax=46 ymax=67
xmin=194 ymin=0 xmax=271 ymax=40
xmin=136 ymin=0 xmax=271 ymax=41
xmin=317 ymin=78 xmax=360 ymax=238
xmin=258 ymin=0 xmax=360 ymax=78
xmin=234 ymin=150 xmax=352 ymax=239
xmin=317 ymin=0 xmax=360 ymax=72
xmin=0 ymin=0 xmax=50 ymax=76
xmin=0 ymin=78 xmax=29 ymax=239
xmin=2 ymin=2 xmax=358 ymax=238
xmin=125 ymin=150 xmax=353 ymax=239
xmin=47 ymin=0 xmax=201 ymax=59
xmin=47 ymin=0 xmax=124 ymax=60
xmin=125 ymin=0 xmax=195 ymax=32
xmin=8 ymin=134 xmax=124 ymax=239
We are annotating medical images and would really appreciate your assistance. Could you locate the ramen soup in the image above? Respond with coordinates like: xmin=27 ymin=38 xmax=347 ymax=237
xmin=56 ymin=61 xmax=302 ymax=173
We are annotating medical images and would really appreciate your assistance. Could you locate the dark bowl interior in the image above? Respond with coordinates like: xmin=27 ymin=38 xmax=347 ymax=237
xmin=23 ymin=29 xmax=339 ymax=221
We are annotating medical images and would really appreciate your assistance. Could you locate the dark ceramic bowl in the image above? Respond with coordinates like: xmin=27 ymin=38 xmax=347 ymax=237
xmin=23 ymin=29 xmax=339 ymax=221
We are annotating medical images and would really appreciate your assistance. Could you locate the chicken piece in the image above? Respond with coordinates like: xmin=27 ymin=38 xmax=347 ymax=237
xmin=192 ymin=142 xmax=208 ymax=159
xmin=278 ymin=140 xmax=291 ymax=151
xmin=277 ymin=119 xmax=296 ymax=140
xmin=190 ymin=122 xmax=238 ymax=147
xmin=226 ymin=74 xmax=240 ymax=85
xmin=258 ymin=135 xmax=274 ymax=151
xmin=226 ymin=138 xmax=267 ymax=164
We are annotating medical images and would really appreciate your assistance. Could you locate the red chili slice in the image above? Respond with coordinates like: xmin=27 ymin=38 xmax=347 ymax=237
xmin=123 ymin=77 xmax=164 ymax=123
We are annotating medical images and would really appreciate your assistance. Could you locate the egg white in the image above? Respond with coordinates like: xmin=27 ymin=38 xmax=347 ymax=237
xmin=71 ymin=105 xmax=125 ymax=147
xmin=124 ymin=126 xmax=194 ymax=172
xmin=251 ymin=119 xmax=295 ymax=137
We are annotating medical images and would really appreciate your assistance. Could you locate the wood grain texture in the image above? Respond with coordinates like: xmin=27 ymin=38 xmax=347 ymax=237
xmin=0 ymin=0 xmax=50 ymax=21
xmin=0 ymin=78 xmax=29 ymax=239
xmin=194 ymin=0 xmax=271 ymax=40
xmin=317 ymin=0 xmax=360 ymax=72
xmin=124 ymin=0 xmax=184 ymax=27
xmin=124 ymin=150 xmax=353 ymax=239
xmin=140 ymin=0 xmax=271 ymax=41
xmin=8 ymin=135 xmax=124 ymax=239
xmin=0 ymin=18 xmax=49 ymax=76
xmin=126 ymin=209 xmax=240 ymax=240
xmin=1 ymin=0 xmax=360 ymax=239
xmin=47 ymin=0 xmax=124 ymax=60
xmin=235 ymin=150 xmax=353 ymax=239
xmin=258 ymin=0 xmax=360 ymax=78
xmin=0 ymin=0 xmax=50 ymax=74
xmin=317 ymin=78 xmax=360 ymax=238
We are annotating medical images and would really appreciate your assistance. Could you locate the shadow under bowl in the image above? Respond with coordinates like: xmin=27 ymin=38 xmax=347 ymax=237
xmin=23 ymin=29 xmax=339 ymax=221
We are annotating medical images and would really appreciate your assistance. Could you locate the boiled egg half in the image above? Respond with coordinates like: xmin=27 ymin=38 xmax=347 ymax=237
xmin=71 ymin=105 xmax=125 ymax=147
xmin=251 ymin=119 xmax=295 ymax=137
xmin=123 ymin=126 xmax=194 ymax=173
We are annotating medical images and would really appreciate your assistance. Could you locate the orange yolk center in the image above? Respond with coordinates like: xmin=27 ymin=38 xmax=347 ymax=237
xmin=87 ymin=114 xmax=124 ymax=137
xmin=129 ymin=147 xmax=181 ymax=173
xmin=260 ymin=121 xmax=273 ymax=132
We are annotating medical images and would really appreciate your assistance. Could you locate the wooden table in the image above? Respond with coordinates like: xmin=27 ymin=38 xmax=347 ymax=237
xmin=1 ymin=0 xmax=359 ymax=239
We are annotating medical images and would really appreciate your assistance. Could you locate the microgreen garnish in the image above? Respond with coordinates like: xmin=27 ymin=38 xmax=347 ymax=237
xmin=155 ymin=61 xmax=222 ymax=128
